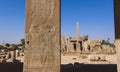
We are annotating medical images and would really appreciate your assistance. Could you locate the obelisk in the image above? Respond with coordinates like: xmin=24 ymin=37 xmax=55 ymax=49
xmin=76 ymin=22 xmax=80 ymax=40
xmin=23 ymin=0 xmax=60 ymax=72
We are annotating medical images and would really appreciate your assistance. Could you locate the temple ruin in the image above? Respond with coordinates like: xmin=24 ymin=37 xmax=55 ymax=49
xmin=23 ymin=0 xmax=120 ymax=72
xmin=61 ymin=22 xmax=116 ymax=55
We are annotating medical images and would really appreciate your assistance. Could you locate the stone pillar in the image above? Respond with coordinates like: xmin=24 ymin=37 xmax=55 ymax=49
xmin=76 ymin=42 xmax=80 ymax=52
xmin=10 ymin=51 xmax=15 ymax=62
xmin=15 ymin=50 xmax=19 ymax=58
xmin=116 ymin=40 xmax=120 ymax=71
xmin=23 ymin=0 xmax=60 ymax=72
xmin=114 ymin=0 xmax=120 ymax=72
xmin=6 ymin=53 xmax=10 ymax=59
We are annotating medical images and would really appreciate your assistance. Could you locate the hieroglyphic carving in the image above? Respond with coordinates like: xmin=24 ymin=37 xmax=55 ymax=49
xmin=28 ymin=0 xmax=55 ymax=33
xmin=24 ymin=0 xmax=60 ymax=72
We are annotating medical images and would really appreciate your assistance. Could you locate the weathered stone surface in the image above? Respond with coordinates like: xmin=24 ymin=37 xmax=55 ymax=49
xmin=115 ymin=39 xmax=120 ymax=72
xmin=23 ymin=0 xmax=60 ymax=72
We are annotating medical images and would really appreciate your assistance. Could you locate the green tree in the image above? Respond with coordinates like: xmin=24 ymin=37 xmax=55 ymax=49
xmin=106 ymin=38 xmax=110 ymax=44
xmin=101 ymin=40 xmax=106 ymax=45
xmin=5 ymin=43 xmax=10 ymax=47
xmin=101 ymin=38 xmax=115 ymax=48
xmin=11 ymin=44 xmax=18 ymax=50
xmin=21 ymin=39 xmax=25 ymax=45
xmin=101 ymin=38 xmax=110 ymax=45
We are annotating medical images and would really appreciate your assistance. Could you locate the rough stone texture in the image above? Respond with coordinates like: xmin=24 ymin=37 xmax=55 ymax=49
xmin=61 ymin=36 xmax=67 ymax=54
xmin=115 ymin=39 xmax=120 ymax=72
xmin=23 ymin=0 xmax=60 ymax=72
xmin=10 ymin=51 xmax=15 ymax=62
xmin=63 ymin=36 xmax=115 ymax=54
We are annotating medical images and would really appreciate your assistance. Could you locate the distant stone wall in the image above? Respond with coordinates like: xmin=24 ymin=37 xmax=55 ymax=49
xmin=61 ymin=37 xmax=116 ymax=54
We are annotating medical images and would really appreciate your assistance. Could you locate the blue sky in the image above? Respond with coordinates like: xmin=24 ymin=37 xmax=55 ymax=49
xmin=61 ymin=0 xmax=114 ymax=43
xmin=0 ymin=0 xmax=114 ymax=44
xmin=0 ymin=0 xmax=25 ymax=44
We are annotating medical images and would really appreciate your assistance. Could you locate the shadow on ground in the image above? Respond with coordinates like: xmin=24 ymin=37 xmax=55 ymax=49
xmin=0 ymin=62 xmax=117 ymax=72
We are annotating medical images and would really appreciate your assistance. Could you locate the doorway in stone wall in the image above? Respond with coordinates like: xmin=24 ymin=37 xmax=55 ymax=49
xmin=61 ymin=0 xmax=116 ymax=65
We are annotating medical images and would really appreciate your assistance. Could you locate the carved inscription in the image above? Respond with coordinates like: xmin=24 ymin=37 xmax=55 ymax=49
xmin=24 ymin=0 xmax=60 ymax=72
xmin=29 ymin=0 xmax=55 ymax=33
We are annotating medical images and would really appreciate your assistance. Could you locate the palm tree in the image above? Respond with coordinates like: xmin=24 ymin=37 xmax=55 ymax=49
xmin=21 ymin=39 xmax=25 ymax=45
xmin=11 ymin=44 xmax=18 ymax=50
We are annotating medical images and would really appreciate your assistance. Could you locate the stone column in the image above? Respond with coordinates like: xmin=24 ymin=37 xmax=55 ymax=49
xmin=76 ymin=42 xmax=80 ymax=52
xmin=15 ymin=50 xmax=19 ymax=58
xmin=10 ymin=51 xmax=15 ymax=62
xmin=116 ymin=39 xmax=120 ymax=72
xmin=114 ymin=0 xmax=120 ymax=72
xmin=23 ymin=0 xmax=60 ymax=72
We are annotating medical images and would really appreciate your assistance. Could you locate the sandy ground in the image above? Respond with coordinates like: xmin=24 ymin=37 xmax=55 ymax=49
xmin=61 ymin=54 xmax=117 ymax=64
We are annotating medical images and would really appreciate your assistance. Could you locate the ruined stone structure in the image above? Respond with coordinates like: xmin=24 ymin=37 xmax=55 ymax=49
xmin=64 ymin=22 xmax=88 ymax=53
xmin=24 ymin=0 xmax=60 ymax=72
xmin=66 ymin=35 xmax=88 ymax=53
xmin=63 ymin=36 xmax=115 ymax=54
xmin=83 ymin=40 xmax=101 ymax=53
xmin=61 ymin=23 xmax=116 ymax=54
xmin=61 ymin=36 xmax=67 ymax=54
